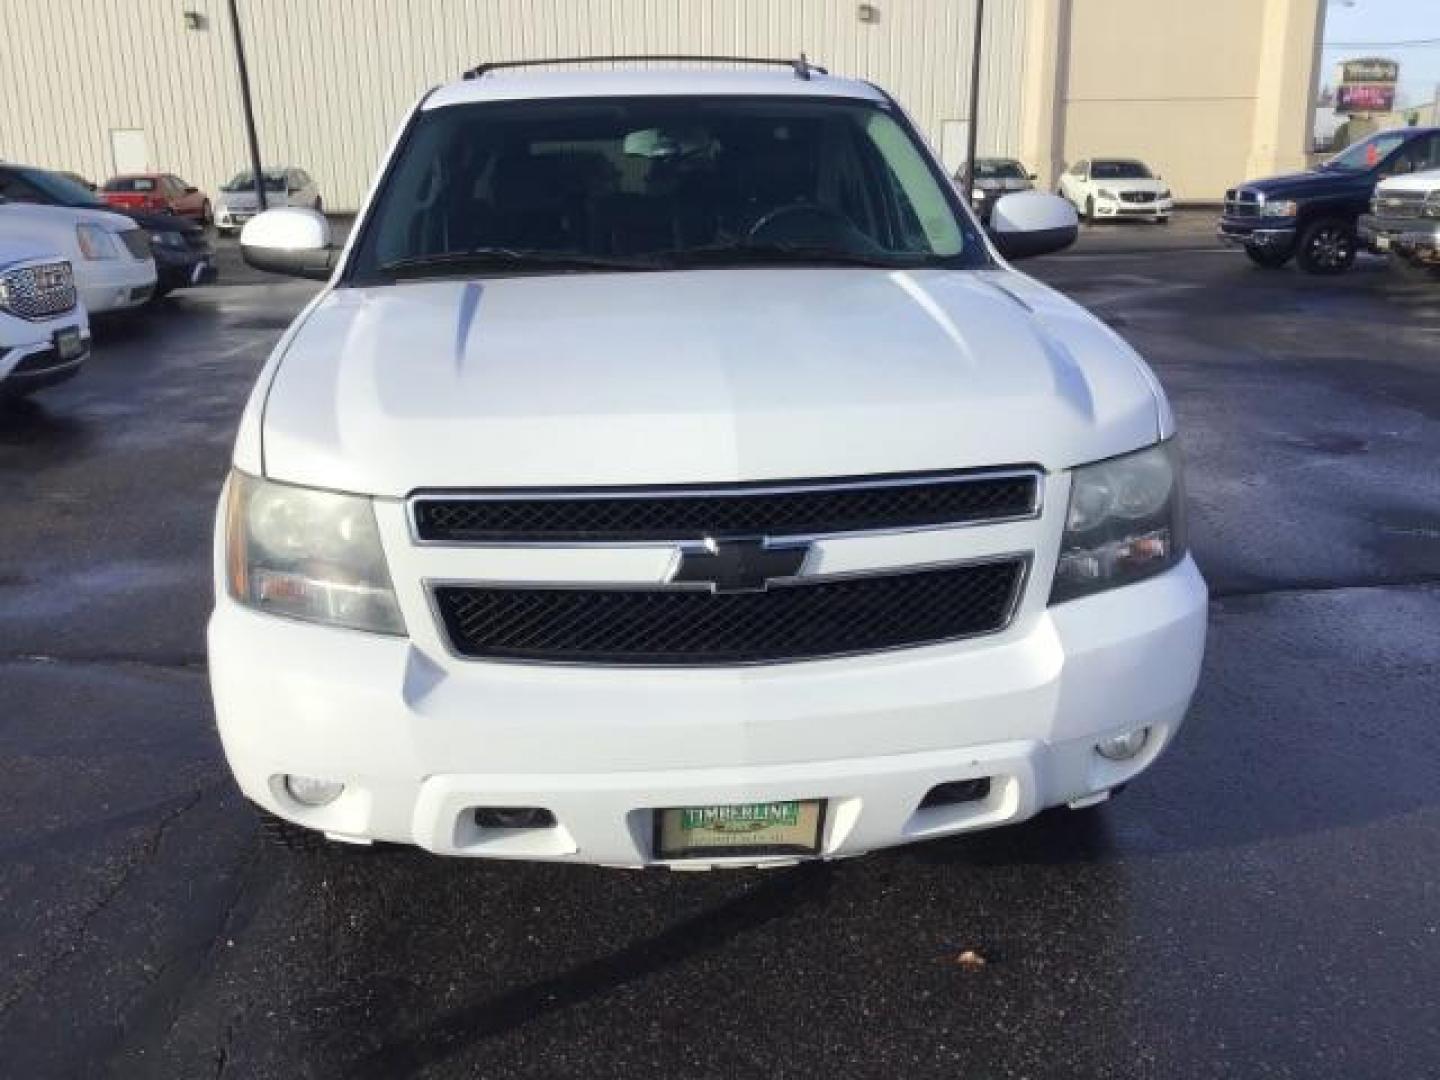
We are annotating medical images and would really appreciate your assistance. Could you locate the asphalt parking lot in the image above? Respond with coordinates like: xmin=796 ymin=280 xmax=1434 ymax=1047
xmin=2 ymin=219 xmax=1437 ymax=1078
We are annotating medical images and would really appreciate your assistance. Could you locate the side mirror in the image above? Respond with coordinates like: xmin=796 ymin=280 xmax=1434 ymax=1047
xmin=987 ymin=191 xmax=1078 ymax=260
xmin=240 ymin=208 xmax=336 ymax=280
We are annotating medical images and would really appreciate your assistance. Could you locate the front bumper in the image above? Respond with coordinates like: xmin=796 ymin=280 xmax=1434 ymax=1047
xmin=209 ymin=557 xmax=1208 ymax=866
xmin=1218 ymin=218 xmax=1297 ymax=248
xmin=152 ymin=242 xmax=218 ymax=290
xmin=1093 ymin=197 xmax=1173 ymax=219
xmin=0 ymin=323 xmax=91 ymax=394
xmin=78 ymin=258 xmax=157 ymax=313
xmin=1357 ymin=214 xmax=1440 ymax=260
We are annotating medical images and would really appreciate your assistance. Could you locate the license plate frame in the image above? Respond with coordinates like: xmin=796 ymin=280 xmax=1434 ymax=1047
xmin=53 ymin=326 xmax=83 ymax=361
xmin=654 ymin=799 xmax=827 ymax=861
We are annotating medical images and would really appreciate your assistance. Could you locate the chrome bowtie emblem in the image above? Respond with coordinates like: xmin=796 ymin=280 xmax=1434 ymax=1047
xmin=671 ymin=537 xmax=811 ymax=594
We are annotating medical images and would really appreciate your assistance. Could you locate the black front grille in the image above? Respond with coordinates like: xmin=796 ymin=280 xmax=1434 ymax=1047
xmin=1225 ymin=189 xmax=1261 ymax=218
xmin=414 ymin=472 xmax=1038 ymax=543
xmin=434 ymin=559 xmax=1026 ymax=665
xmin=1120 ymin=191 xmax=1155 ymax=204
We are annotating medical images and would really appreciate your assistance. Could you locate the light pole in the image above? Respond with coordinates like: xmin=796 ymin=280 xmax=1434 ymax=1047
xmin=964 ymin=0 xmax=985 ymax=201
xmin=226 ymin=0 xmax=267 ymax=212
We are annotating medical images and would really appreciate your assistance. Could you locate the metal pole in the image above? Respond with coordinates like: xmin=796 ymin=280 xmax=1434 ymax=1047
xmin=964 ymin=0 xmax=985 ymax=203
xmin=227 ymin=0 xmax=267 ymax=211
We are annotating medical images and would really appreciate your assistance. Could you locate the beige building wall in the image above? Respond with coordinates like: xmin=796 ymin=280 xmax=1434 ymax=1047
xmin=0 ymin=0 xmax=1322 ymax=210
xmin=1021 ymin=0 xmax=1324 ymax=201
xmin=0 ymin=0 xmax=1028 ymax=211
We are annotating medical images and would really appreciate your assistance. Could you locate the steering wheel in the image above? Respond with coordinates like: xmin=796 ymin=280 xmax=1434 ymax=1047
xmin=747 ymin=202 xmax=857 ymax=243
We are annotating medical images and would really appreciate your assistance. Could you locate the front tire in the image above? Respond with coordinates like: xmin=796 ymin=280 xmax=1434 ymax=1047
xmin=1296 ymin=217 xmax=1357 ymax=275
xmin=1245 ymin=244 xmax=1293 ymax=269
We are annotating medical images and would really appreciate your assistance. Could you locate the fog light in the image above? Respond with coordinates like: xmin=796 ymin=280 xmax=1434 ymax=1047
xmin=474 ymin=806 xmax=557 ymax=830
xmin=1095 ymin=728 xmax=1149 ymax=762
xmin=284 ymin=774 xmax=345 ymax=807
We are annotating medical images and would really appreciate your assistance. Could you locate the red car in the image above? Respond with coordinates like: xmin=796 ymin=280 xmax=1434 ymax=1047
xmin=101 ymin=173 xmax=212 ymax=226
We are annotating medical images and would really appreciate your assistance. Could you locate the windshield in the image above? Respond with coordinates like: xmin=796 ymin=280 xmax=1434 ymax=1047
xmin=103 ymin=176 xmax=157 ymax=192
xmin=17 ymin=167 xmax=107 ymax=208
xmin=1321 ymin=132 xmax=1408 ymax=172
xmin=974 ymin=160 xmax=1026 ymax=180
xmin=1091 ymin=160 xmax=1152 ymax=180
xmin=223 ymin=171 xmax=287 ymax=193
xmin=348 ymin=96 xmax=984 ymax=282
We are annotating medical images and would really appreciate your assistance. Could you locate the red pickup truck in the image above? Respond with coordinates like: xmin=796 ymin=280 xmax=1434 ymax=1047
xmin=101 ymin=173 xmax=212 ymax=227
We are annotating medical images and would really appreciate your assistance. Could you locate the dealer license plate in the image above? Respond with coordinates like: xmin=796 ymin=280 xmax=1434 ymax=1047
xmin=655 ymin=800 xmax=825 ymax=860
xmin=54 ymin=327 xmax=83 ymax=360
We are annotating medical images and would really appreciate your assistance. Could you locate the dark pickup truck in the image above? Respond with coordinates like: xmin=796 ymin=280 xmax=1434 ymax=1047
xmin=1218 ymin=127 xmax=1440 ymax=274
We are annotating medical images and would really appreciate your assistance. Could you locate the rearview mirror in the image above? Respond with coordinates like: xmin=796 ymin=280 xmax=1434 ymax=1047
xmin=240 ymin=208 xmax=336 ymax=280
xmin=987 ymin=192 xmax=1078 ymax=260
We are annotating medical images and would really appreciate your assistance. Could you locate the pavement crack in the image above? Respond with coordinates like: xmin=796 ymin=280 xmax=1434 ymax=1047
xmin=1210 ymin=575 xmax=1440 ymax=602
xmin=0 ymin=788 xmax=208 ymax=1020
xmin=2 ymin=651 xmax=208 ymax=673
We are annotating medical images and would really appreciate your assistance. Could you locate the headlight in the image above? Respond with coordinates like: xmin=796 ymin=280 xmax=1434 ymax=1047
xmin=223 ymin=471 xmax=406 ymax=635
xmin=150 ymin=230 xmax=186 ymax=248
xmin=1158 ymin=188 xmax=1172 ymax=200
xmin=1261 ymin=199 xmax=1298 ymax=218
xmin=75 ymin=223 xmax=119 ymax=259
xmin=971 ymin=187 xmax=986 ymax=201
xmin=1096 ymin=188 xmax=1117 ymax=200
xmin=1051 ymin=441 xmax=1186 ymax=604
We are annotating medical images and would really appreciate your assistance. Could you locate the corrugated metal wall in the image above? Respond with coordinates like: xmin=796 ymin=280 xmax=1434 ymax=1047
xmin=0 ymin=0 xmax=1029 ymax=210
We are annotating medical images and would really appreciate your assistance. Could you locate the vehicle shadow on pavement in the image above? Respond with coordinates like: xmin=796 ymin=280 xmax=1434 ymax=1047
xmin=341 ymin=861 xmax=839 ymax=1078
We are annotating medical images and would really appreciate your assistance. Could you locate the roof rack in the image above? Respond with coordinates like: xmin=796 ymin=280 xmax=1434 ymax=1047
xmin=463 ymin=54 xmax=826 ymax=82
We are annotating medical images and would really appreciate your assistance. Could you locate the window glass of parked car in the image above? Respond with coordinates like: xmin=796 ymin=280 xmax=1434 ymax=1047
xmin=349 ymin=96 xmax=983 ymax=282
xmin=974 ymin=160 xmax=1027 ymax=180
xmin=1322 ymin=132 xmax=1410 ymax=172
xmin=222 ymin=171 xmax=288 ymax=193
xmin=103 ymin=176 xmax=158 ymax=193
xmin=1090 ymin=160 xmax=1152 ymax=180
xmin=0 ymin=166 xmax=109 ymax=208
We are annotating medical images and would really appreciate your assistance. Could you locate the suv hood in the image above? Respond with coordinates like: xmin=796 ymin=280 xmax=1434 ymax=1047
xmin=0 ymin=238 xmax=62 ymax=268
xmin=1375 ymin=167 xmax=1440 ymax=194
xmin=1239 ymin=167 xmax=1371 ymax=198
xmin=260 ymin=268 xmax=1164 ymax=496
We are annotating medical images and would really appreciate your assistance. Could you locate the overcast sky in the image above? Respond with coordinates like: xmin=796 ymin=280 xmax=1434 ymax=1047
xmin=1322 ymin=0 xmax=1440 ymax=108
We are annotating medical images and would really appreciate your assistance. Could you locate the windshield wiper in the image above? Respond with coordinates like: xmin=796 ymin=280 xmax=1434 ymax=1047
xmin=378 ymin=247 xmax=662 ymax=279
xmin=667 ymin=242 xmax=935 ymax=269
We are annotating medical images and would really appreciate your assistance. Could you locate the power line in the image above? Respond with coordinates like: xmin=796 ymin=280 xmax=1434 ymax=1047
xmin=1324 ymin=38 xmax=1440 ymax=48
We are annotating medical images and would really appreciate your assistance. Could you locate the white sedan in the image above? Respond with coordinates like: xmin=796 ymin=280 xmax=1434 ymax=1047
xmin=215 ymin=167 xmax=322 ymax=236
xmin=1058 ymin=158 xmax=1173 ymax=223
xmin=0 ymin=201 xmax=157 ymax=313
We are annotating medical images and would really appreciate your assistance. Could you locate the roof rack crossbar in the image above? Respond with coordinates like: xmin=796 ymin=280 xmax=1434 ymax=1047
xmin=463 ymin=54 xmax=826 ymax=81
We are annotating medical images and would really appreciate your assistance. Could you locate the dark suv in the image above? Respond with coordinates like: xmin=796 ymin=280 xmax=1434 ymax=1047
xmin=1218 ymin=127 xmax=1440 ymax=274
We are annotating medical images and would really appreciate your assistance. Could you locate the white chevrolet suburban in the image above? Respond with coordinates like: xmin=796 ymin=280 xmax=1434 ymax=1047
xmin=216 ymin=58 xmax=1207 ymax=866
xmin=1358 ymin=167 xmax=1440 ymax=273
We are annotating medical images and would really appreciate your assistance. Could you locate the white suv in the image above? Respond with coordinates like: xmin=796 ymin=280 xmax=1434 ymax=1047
xmin=1 ymin=240 xmax=90 ymax=396
xmin=216 ymin=59 xmax=1207 ymax=866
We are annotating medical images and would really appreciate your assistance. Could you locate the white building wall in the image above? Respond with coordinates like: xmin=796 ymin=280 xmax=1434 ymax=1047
xmin=0 ymin=0 xmax=1029 ymax=210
